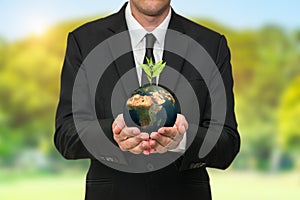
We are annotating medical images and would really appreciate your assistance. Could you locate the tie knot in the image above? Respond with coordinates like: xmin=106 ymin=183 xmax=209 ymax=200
xmin=145 ymin=33 xmax=156 ymax=49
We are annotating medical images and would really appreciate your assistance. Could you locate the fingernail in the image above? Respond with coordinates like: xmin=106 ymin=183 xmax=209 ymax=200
xmin=140 ymin=134 xmax=149 ymax=140
xmin=150 ymin=133 xmax=157 ymax=139
xmin=113 ymin=127 xmax=119 ymax=134
xmin=150 ymin=132 xmax=156 ymax=137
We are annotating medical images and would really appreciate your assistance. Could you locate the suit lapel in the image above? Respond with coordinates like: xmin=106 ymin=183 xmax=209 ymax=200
xmin=107 ymin=33 xmax=139 ymax=97
xmin=107 ymin=3 xmax=139 ymax=97
xmin=160 ymin=10 xmax=189 ymax=92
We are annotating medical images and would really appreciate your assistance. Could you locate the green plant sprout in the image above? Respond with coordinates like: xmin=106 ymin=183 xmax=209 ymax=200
xmin=140 ymin=57 xmax=166 ymax=85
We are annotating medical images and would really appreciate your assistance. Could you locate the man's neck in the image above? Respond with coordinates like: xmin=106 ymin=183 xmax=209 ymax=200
xmin=129 ymin=1 xmax=170 ymax=32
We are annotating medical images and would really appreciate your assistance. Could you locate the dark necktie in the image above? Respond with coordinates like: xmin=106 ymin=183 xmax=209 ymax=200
xmin=142 ymin=33 xmax=156 ymax=85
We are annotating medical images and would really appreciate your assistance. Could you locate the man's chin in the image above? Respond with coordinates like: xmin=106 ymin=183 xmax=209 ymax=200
xmin=148 ymin=6 xmax=167 ymax=14
xmin=140 ymin=3 xmax=170 ymax=16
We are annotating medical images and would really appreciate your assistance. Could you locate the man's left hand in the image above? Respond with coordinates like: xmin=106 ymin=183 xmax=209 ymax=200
xmin=149 ymin=114 xmax=188 ymax=153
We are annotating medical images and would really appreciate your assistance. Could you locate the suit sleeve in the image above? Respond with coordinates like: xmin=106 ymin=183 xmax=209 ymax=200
xmin=54 ymin=32 xmax=95 ymax=160
xmin=180 ymin=35 xmax=240 ymax=170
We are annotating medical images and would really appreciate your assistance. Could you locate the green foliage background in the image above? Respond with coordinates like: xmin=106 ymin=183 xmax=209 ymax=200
xmin=0 ymin=16 xmax=299 ymax=174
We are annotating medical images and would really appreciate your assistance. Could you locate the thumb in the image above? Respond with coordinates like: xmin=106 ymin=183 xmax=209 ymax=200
xmin=178 ymin=125 xmax=186 ymax=135
xmin=113 ymin=114 xmax=125 ymax=134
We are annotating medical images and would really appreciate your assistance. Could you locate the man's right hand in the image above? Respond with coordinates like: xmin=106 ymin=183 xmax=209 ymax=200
xmin=112 ymin=114 xmax=154 ymax=155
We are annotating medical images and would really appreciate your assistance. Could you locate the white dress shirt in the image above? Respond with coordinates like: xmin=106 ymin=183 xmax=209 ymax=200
xmin=125 ymin=3 xmax=186 ymax=153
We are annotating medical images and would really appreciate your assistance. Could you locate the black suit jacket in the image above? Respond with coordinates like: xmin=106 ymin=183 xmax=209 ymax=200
xmin=54 ymin=3 xmax=240 ymax=200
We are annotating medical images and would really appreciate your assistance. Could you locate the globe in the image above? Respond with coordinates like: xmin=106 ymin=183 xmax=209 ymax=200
xmin=123 ymin=84 xmax=178 ymax=133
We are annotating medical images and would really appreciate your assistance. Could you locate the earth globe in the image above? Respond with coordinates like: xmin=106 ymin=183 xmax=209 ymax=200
xmin=123 ymin=84 xmax=178 ymax=133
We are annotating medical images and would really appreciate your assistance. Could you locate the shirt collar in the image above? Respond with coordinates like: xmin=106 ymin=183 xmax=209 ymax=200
xmin=125 ymin=2 xmax=171 ymax=48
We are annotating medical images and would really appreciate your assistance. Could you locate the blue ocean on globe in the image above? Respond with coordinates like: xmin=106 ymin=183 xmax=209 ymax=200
xmin=124 ymin=84 xmax=178 ymax=133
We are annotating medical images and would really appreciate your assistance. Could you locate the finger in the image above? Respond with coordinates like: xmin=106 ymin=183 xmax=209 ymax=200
xmin=177 ymin=125 xmax=186 ymax=135
xmin=149 ymin=139 xmax=156 ymax=148
xmin=140 ymin=139 xmax=156 ymax=154
xmin=128 ymin=143 xmax=144 ymax=154
xmin=119 ymin=132 xmax=149 ymax=151
xmin=152 ymin=142 xmax=168 ymax=154
xmin=131 ymin=140 xmax=152 ymax=155
xmin=119 ymin=136 xmax=143 ymax=151
xmin=117 ymin=127 xmax=141 ymax=140
xmin=114 ymin=128 xmax=138 ymax=142
xmin=115 ymin=132 xmax=148 ymax=153
xmin=142 ymin=141 xmax=151 ymax=155
xmin=112 ymin=114 xmax=125 ymax=134
xmin=150 ymin=132 xmax=173 ymax=147
xmin=157 ymin=127 xmax=178 ymax=138
xmin=176 ymin=114 xmax=188 ymax=130
xmin=113 ymin=125 xmax=123 ymax=135
xmin=151 ymin=131 xmax=183 ymax=151
xmin=112 ymin=114 xmax=124 ymax=128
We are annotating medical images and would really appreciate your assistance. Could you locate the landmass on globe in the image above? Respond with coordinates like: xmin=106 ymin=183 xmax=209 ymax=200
xmin=124 ymin=84 xmax=178 ymax=133
xmin=123 ymin=58 xmax=178 ymax=132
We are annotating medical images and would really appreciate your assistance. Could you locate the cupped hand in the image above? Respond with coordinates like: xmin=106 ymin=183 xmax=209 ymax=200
xmin=112 ymin=114 xmax=154 ymax=155
xmin=149 ymin=114 xmax=188 ymax=153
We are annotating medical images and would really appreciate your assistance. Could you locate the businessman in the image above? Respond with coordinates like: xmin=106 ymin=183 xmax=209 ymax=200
xmin=54 ymin=0 xmax=240 ymax=199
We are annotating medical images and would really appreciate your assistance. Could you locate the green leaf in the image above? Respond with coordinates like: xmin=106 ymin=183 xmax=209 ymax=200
xmin=152 ymin=61 xmax=163 ymax=72
xmin=152 ymin=62 xmax=166 ymax=77
xmin=140 ymin=59 xmax=166 ymax=81
xmin=146 ymin=57 xmax=154 ymax=66
xmin=157 ymin=60 xmax=163 ymax=65
xmin=146 ymin=57 xmax=150 ymax=64
xmin=140 ymin=63 xmax=152 ymax=77
xmin=149 ymin=57 xmax=153 ymax=66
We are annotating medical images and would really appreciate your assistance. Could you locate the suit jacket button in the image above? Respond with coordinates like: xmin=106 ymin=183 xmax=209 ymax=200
xmin=147 ymin=163 xmax=154 ymax=171
xmin=189 ymin=163 xmax=195 ymax=169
